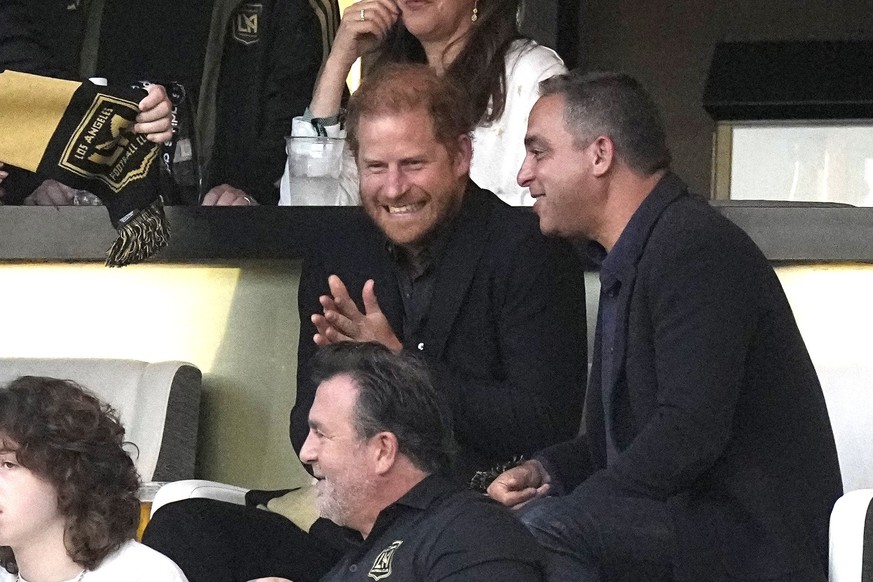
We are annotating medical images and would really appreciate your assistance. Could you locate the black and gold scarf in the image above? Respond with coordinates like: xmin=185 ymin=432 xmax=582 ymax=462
xmin=0 ymin=70 xmax=169 ymax=266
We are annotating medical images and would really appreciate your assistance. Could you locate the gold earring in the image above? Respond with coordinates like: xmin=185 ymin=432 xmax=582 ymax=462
xmin=471 ymin=0 xmax=478 ymax=22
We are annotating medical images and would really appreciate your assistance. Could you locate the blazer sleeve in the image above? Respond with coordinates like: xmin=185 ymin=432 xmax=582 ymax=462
xmin=291 ymin=250 xmax=328 ymax=459
xmin=535 ymin=435 xmax=594 ymax=494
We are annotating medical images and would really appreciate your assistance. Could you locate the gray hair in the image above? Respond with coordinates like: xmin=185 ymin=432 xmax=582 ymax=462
xmin=539 ymin=71 xmax=671 ymax=175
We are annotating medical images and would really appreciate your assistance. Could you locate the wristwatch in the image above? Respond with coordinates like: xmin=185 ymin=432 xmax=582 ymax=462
xmin=310 ymin=108 xmax=346 ymax=136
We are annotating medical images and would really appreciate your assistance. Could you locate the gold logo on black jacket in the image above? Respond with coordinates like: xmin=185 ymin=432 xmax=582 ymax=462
xmin=59 ymin=94 xmax=157 ymax=194
xmin=233 ymin=3 xmax=263 ymax=46
xmin=368 ymin=540 xmax=402 ymax=580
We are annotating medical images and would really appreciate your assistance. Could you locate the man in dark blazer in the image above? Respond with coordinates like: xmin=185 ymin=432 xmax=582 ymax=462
xmin=295 ymin=62 xmax=588 ymax=484
xmin=488 ymin=71 xmax=842 ymax=582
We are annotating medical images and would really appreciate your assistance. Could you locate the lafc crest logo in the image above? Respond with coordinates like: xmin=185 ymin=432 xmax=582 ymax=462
xmin=59 ymin=94 xmax=157 ymax=193
xmin=368 ymin=540 xmax=402 ymax=580
xmin=233 ymin=3 xmax=263 ymax=46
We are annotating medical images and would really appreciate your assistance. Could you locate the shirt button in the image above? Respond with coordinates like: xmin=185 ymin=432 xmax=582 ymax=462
xmin=417 ymin=342 xmax=425 ymax=351
xmin=349 ymin=565 xmax=358 ymax=572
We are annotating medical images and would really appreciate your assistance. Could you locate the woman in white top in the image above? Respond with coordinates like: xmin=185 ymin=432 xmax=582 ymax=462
xmin=0 ymin=377 xmax=188 ymax=582
xmin=280 ymin=0 xmax=566 ymax=206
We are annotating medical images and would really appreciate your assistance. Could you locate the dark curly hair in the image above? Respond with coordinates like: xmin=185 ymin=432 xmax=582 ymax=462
xmin=0 ymin=376 xmax=140 ymax=572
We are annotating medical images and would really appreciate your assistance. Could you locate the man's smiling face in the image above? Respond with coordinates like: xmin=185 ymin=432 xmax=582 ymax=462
xmin=356 ymin=107 xmax=470 ymax=254
xmin=517 ymin=93 xmax=602 ymax=240
xmin=298 ymin=374 xmax=374 ymax=531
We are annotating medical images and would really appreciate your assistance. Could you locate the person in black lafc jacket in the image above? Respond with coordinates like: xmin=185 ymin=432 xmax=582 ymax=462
xmin=202 ymin=0 xmax=334 ymax=205
xmin=75 ymin=0 xmax=338 ymax=205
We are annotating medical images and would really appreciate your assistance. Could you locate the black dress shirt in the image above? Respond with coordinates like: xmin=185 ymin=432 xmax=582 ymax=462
xmin=387 ymin=216 xmax=457 ymax=342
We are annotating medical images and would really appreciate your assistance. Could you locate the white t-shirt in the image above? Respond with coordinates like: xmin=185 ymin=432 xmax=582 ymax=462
xmin=2 ymin=540 xmax=188 ymax=582
xmin=279 ymin=39 xmax=566 ymax=206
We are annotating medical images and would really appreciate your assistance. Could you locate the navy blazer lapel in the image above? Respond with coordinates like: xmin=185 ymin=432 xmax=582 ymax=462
xmin=424 ymin=184 xmax=493 ymax=358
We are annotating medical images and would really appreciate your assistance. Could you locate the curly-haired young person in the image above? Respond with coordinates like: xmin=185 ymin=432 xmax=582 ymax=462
xmin=0 ymin=376 xmax=188 ymax=582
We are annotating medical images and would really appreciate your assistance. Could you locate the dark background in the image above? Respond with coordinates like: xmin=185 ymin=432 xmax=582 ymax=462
xmin=523 ymin=0 xmax=873 ymax=197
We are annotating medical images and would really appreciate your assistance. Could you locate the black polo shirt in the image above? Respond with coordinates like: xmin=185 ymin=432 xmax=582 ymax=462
xmin=320 ymin=474 xmax=544 ymax=581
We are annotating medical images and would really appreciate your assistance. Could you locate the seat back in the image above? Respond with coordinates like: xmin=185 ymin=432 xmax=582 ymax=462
xmin=819 ymin=364 xmax=873 ymax=581
xmin=816 ymin=364 xmax=873 ymax=493
xmin=829 ymin=489 xmax=873 ymax=582
xmin=0 ymin=358 xmax=201 ymax=482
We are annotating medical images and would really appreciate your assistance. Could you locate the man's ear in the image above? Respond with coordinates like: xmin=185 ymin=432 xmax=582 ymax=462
xmin=589 ymin=136 xmax=615 ymax=178
xmin=371 ymin=431 xmax=399 ymax=475
xmin=453 ymin=134 xmax=472 ymax=177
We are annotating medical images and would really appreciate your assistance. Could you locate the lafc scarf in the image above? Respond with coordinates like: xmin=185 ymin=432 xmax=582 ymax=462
xmin=0 ymin=70 xmax=169 ymax=266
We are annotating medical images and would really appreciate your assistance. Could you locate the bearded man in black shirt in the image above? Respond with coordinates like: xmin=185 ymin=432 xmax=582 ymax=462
xmin=302 ymin=342 xmax=545 ymax=582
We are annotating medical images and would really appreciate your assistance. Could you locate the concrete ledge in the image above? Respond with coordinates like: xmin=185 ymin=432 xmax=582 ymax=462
xmin=1 ymin=204 xmax=871 ymax=263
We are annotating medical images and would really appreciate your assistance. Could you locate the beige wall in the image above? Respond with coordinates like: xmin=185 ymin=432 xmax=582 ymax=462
xmin=4 ymin=259 xmax=872 ymax=491
xmin=575 ymin=0 xmax=873 ymax=196
xmin=0 ymin=260 xmax=310 ymax=490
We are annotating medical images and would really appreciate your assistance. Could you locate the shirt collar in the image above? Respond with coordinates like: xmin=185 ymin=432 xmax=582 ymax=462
xmin=599 ymin=215 xmax=641 ymax=293
xmin=389 ymin=473 xmax=459 ymax=511
xmin=386 ymin=225 xmax=452 ymax=277
xmin=375 ymin=473 xmax=459 ymax=523
xmin=599 ymin=172 xmax=686 ymax=291
xmin=359 ymin=474 xmax=458 ymax=543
